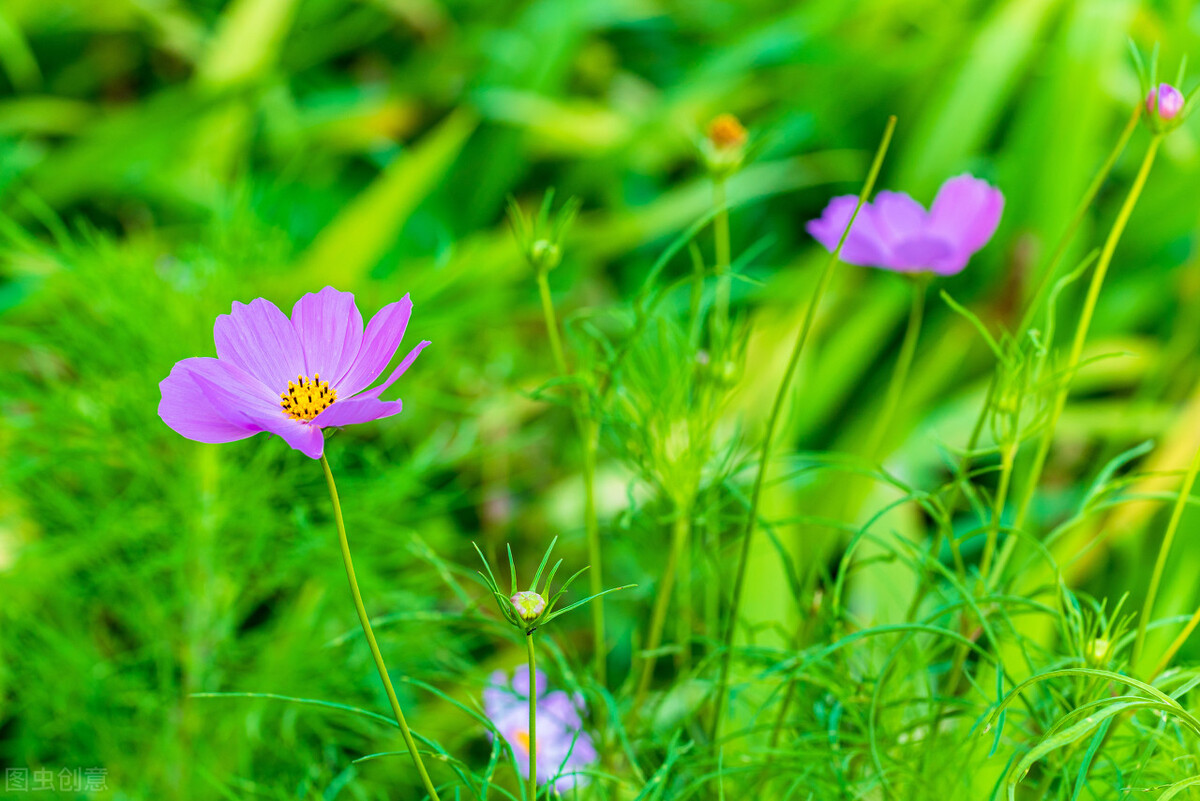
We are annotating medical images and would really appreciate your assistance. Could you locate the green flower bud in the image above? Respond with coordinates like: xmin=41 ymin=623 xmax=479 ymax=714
xmin=511 ymin=591 xmax=546 ymax=622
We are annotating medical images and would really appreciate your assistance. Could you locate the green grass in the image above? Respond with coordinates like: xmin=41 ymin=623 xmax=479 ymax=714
xmin=5 ymin=0 xmax=1200 ymax=799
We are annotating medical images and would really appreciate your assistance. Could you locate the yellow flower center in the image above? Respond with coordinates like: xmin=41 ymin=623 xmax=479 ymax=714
xmin=515 ymin=729 xmax=534 ymax=755
xmin=279 ymin=373 xmax=337 ymax=422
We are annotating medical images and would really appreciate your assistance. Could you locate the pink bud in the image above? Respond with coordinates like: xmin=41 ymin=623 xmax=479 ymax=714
xmin=1147 ymin=83 xmax=1185 ymax=121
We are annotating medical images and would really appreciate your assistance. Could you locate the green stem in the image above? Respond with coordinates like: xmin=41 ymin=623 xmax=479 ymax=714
xmin=709 ymin=115 xmax=897 ymax=742
xmin=866 ymin=275 xmax=928 ymax=459
xmin=320 ymin=455 xmax=441 ymax=801
xmin=525 ymin=632 xmax=537 ymax=801
xmin=634 ymin=508 xmax=690 ymax=710
xmin=979 ymin=441 xmax=1017 ymax=582
xmin=712 ymin=177 xmax=732 ymax=353
xmin=999 ymin=134 xmax=1162 ymax=577
xmin=536 ymin=270 xmax=606 ymax=687
xmin=1135 ymin=440 xmax=1200 ymax=669
xmin=536 ymin=271 xmax=568 ymax=379
xmin=1015 ymin=104 xmax=1142 ymax=339
xmin=676 ymin=510 xmax=693 ymax=673
xmin=582 ymin=422 xmax=605 ymax=688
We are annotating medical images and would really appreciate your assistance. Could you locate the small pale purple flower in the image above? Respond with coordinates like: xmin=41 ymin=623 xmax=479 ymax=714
xmin=1147 ymin=83 xmax=1185 ymax=121
xmin=806 ymin=174 xmax=1004 ymax=276
xmin=483 ymin=666 xmax=597 ymax=792
xmin=158 ymin=286 xmax=429 ymax=460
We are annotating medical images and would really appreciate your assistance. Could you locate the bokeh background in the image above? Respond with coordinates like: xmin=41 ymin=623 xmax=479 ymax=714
xmin=3 ymin=0 xmax=1200 ymax=798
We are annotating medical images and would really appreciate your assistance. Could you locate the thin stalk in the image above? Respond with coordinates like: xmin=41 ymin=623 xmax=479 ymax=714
xmin=999 ymin=134 xmax=1163 ymax=576
xmin=320 ymin=455 xmax=441 ymax=801
xmin=525 ymin=632 xmax=538 ymax=801
xmin=709 ymin=115 xmax=897 ymax=742
xmin=712 ymin=177 xmax=732 ymax=353
xmin=1135 ymin=440 xmax=1200 ymax=669
xmin=634 ymin=508 xmax=691 ymax=709
xmin=865 ymin=274 xmax=929 ymax=459
xmin=582 ymin=422 xmax=605 ymax=688
xmin=536 ymin=271 xmax=568 ymax=380
xmin=1015 ymin=104 xmax=1142 ymax=339
xmin=536 ymin=269 xmax=606 ymax=686
xmin=979 ymin=441 xmax=1017 ymax=582
xmin=676 ymin=511 xmax=693 ymax=673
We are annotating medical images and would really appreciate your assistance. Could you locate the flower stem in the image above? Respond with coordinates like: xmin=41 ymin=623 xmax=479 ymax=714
xmin=525 ymin=631 xmax=538 ymax=801
xmin=998 ymin=133 xmax=1162 ymax=577
xmin=536 ymin=269 xmax=606 ymax=687
xmin=320 ymin=454 xmax=441 ymax=801
xmin=634 ymin=506 xmax=690 ymax=710
xmin=1015 ymin=103 xmax=1142 ymax=339
xmin=865 ymin=274 xmax=929 ymax=459
xmin=1135 ymin=439 xmax=1200 ymax=670
xmin=709 ymin=115 xmax=897 ymax=742
xmin=712 ymin=177 xmax=732 ymax=353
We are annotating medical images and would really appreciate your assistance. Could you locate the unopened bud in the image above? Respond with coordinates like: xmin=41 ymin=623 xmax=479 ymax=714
xmin=701 ymin=114 xmax=748 ymax=177
xmin=1089 ymin=638 xmax=1110 ymax=664
xmin=511 ymin=591 xmax=546 ymax=622
xmin=707 ymin=114 xmax=747 ymax=150
xmin=530 ymin=239 xmax=561 ymax=272
xmin=1147 ymin=83 xmax=1185 ymax=121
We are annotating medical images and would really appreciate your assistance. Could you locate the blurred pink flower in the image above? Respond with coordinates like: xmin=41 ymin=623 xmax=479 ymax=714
xmin=159 ymin=286 xmax=429 ymax=459
xmin=807 ymin=174 xmax=1004 ymax=275
xmin=1147 ymin=83 xmax=1185 ymax=121
xmin=484 ymin=666 xmax=597 ymax=792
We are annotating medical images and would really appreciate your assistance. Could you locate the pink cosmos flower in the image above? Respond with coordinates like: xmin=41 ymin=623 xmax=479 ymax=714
xmin=483 ymin=666 xmax=597 ymax=792
xmin=158 ymin=286 xmax=429 ymax=460
xmin=806 ymin=174 xmax=1004 ymax=275
xmin=1147 ymin=83 xmax=1185 ymax=121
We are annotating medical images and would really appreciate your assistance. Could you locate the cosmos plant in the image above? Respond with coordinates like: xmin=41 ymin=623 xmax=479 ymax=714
xmin=159 ymin=287 xmax=442 ymax=800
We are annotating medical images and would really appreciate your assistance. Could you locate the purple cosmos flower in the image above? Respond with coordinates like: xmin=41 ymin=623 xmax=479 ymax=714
xmin=158 ymin=286 xmax=429 ymax=460
xmin=806 ymin=174 xmax=1004 ymax=275
xmin=483 ymin=666 xmax=597 ymax=792
xmin=1147 ymin=83 xmax=1185 ymax=121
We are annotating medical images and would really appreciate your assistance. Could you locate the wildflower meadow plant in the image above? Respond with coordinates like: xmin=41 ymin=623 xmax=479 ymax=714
xmin=158 ymin=287 xmax=441 ymax=800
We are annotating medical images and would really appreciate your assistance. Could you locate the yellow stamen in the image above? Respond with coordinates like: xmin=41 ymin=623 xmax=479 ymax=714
xmin=515 ymin=729 xmax=533 ymax=755
xmin=280 ymin=373 xmax=337 ymax=422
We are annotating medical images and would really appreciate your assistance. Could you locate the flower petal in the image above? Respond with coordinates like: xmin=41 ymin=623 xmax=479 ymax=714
xmin=806 ymin=195 xmax=892 ymax=268
xmin=928 ymin=174 xmax=1004 ymax=260
xmin=158 ymin=357 xmax=264 ymax=444
xmin=291 ymin=286 xmax=364 ymax=387
xmin=872 ymin=191 xmax=928 ymax=245
xmin=187 ymin=368 xmax=326 ymax=459
xmin=337 ymin=295 xmax=413 ymax=397
xmin=891 ymin=236 xmax=961 ymax=274
xmin=356 ymin=340 xmax=430 ymax=400
xmin=311 ymin=397 xmax=403 ymax=428
xmin=214 ymin=298 xmax=307 ymax=393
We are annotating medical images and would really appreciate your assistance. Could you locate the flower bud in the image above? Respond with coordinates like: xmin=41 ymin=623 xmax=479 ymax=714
xmin=707 ymin=114 xmax=748 ymax=150
xmin=511 ymin=591 xmax=546 ymax=622
xmin=1147 ymin=83 xmax=1185 ymax=121
xmin=530 ymin=239 xmax=561 ymax=273
xmin=701 ymin=113 xmax=748 ymax=177
xmin=1089 ymin=638 xmax=1110 ymax=665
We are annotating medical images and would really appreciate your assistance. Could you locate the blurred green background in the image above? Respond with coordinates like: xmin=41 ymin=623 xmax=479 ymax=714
xmin=4 ymin=0 xmax=1200 ymax=798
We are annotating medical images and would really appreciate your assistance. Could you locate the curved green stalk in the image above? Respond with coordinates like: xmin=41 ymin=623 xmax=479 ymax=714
xmin=865 ymin=274 xmax=929 ymax=459
xmin=634 ymin=507 xmax=691 ymax=709
xmin=320 ymin=455 xmax=441 ymax=801
xmin=998 ymin=134 xmax=1163 ymax=578
xmin=709 ymin=115 xmax=897 ymax=742
xmin=1135 ymin=440 xmax=1200 ymax=669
